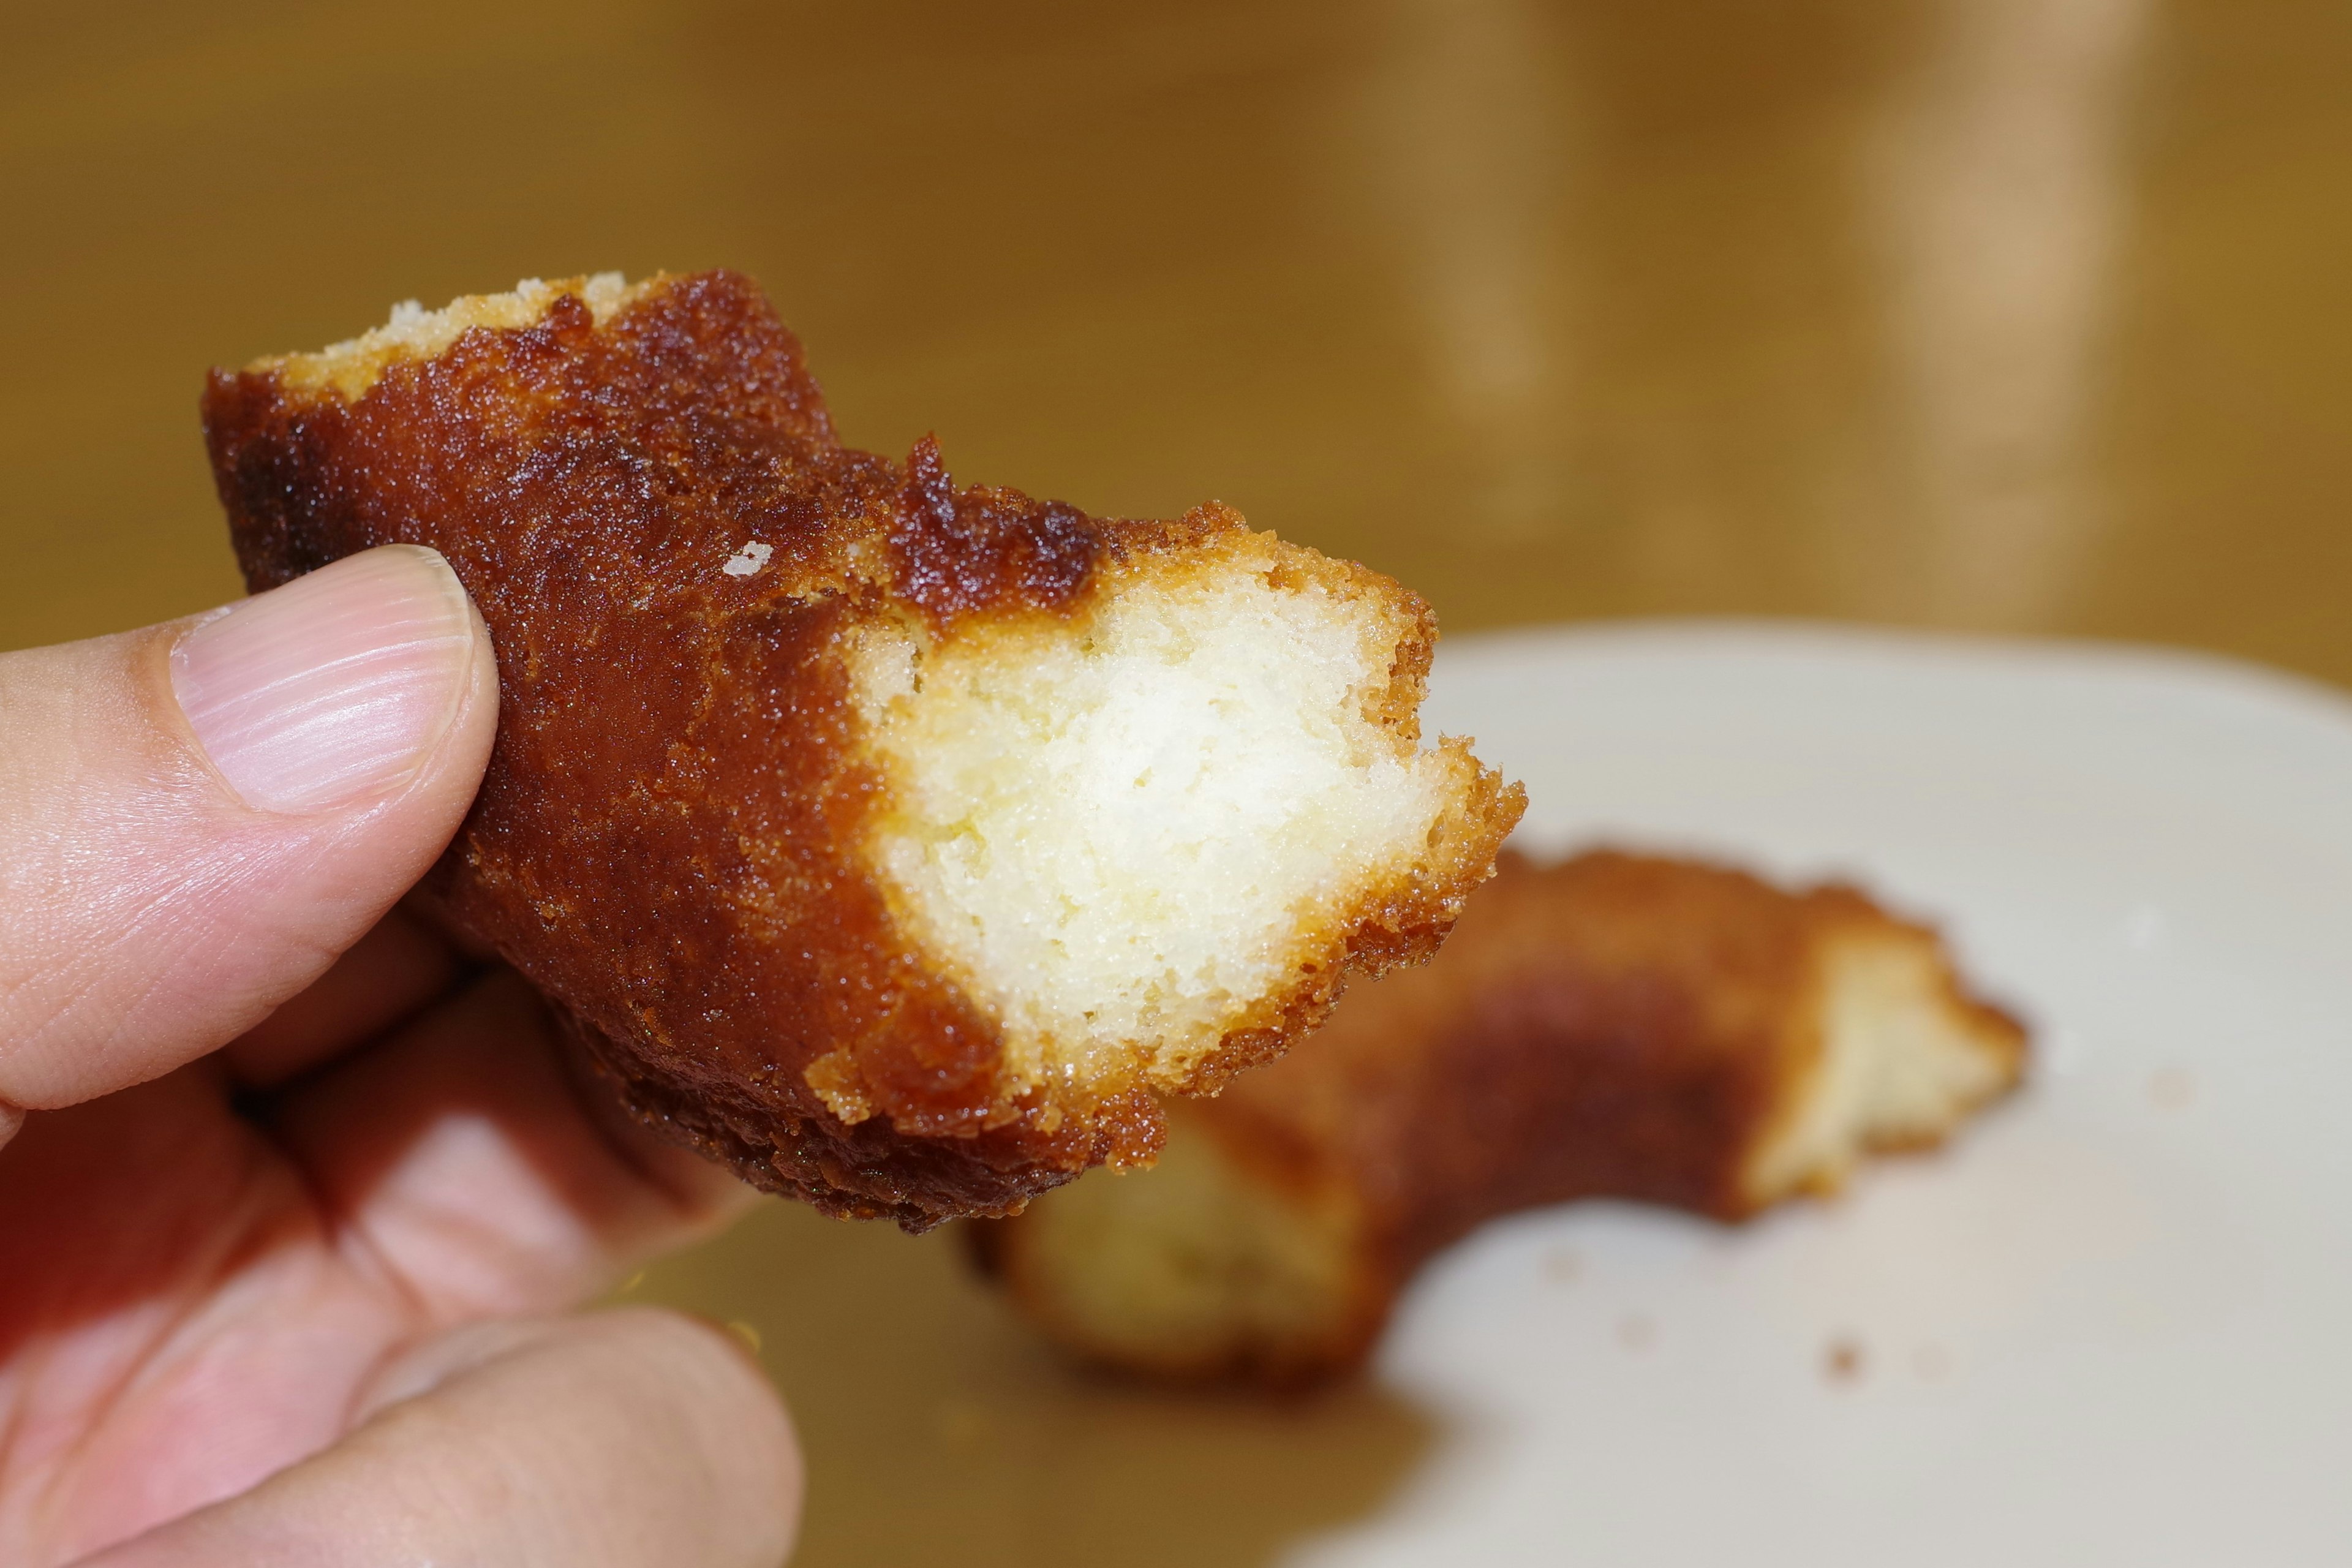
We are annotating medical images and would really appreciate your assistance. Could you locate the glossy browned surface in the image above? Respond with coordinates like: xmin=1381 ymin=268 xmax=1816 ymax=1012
xmin=209 ymin=270 xmax=1508 ymax=1226
xmin=1206 ymin=850 xmax=1910 ymax=1237
xmin=209 ymin=272 xmax=1123 ymax=1226
xmin=6 ymin=1 xmax=2346 ymax=1561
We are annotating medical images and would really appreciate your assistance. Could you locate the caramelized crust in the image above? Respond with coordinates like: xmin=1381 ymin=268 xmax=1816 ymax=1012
xmin=972 ymin=849 xmax=2027 ymax=1379
xmin=202 ymin=271 xmax=1520 ymax=1228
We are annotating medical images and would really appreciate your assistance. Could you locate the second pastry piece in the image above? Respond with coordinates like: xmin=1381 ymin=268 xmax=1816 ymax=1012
xmin=972 ymin=849 xmax=2026 ymax=1381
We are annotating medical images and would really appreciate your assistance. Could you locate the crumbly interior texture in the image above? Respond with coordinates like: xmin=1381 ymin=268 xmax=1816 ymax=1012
xmin=973 ymin=848 xmax=2027 ymax=1382
xmin=1742 ymin=925 xmax=2024 ymax=1202
xmin=987 ymin=1113 xmax=1365 ymax=1381
xmin=851 ymin=539 xmax=1485 ymax=1109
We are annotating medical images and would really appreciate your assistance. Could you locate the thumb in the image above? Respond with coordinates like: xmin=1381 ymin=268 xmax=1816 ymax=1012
xmin=0 ymin=544 xmax=496 ymax=1126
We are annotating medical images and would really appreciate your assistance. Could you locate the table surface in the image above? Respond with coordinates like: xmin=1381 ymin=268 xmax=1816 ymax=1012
xmin=6 ymin=3 xmax=2346 ymax=1564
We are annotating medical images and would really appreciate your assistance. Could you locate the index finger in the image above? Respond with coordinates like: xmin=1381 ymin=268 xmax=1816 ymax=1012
xmin=75 ymin=1310 xmax=801 ymax=1568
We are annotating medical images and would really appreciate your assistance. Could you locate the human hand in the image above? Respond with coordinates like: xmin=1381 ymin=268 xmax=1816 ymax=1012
xmin=0 ymin=545 xmax=800 ymax=1566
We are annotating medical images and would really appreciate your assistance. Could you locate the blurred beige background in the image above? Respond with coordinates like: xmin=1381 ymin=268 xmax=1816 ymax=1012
xmin=5 ymin=2 xmax=2348 ymax=1563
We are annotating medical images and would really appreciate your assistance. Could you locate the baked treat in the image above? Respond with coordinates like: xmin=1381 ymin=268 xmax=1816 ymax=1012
xmin=971 ymin=848 xmax=2026 ymax=1381
xmin=202 ymin=271 xmax=1522 ymax=1229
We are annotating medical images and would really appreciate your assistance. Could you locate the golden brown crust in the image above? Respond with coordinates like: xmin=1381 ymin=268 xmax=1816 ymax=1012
xmin=201 ymin=270 xmax=1518 ymax=1228
xmin=973 ymin=848 xmax=2027 ymax=1376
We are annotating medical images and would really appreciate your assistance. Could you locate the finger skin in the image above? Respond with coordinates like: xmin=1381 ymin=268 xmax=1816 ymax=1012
xmin=221 ymin=908 xmax=464 ymax=1089
xmin=267 ymin=970 xmax=755 ymax=1319
xmin=74 ymin=1310 xmax=802 ymax=1568
xmin=0 ymin=551 xmax=497 ymax=1122
xmin=0 ymin=975 xmax=755 ymax=1566
xmin=0 ymin=1069 xmax=410 ymax=1567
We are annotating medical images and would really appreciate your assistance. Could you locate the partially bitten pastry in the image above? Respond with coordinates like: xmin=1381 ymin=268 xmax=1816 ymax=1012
xmin=202 ymin=271 xmax=1522 ymax=1229
xmin=971 ymin=848 xmax=2026 ymax=1382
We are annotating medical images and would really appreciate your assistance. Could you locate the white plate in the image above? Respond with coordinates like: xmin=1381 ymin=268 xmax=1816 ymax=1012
xmin=1295 ymin=622 xmax=2352 ymax=1567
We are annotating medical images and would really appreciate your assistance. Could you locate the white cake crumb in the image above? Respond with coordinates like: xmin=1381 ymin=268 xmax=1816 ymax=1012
xmin=263 ymin=273 xmax=647 ymax=402
xmin=853 ymin=552 xmax=1463 ymax=1094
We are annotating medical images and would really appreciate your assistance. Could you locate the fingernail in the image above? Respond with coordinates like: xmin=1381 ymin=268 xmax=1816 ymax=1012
xmin=171 ymin=545 xmax=480 ymax=813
